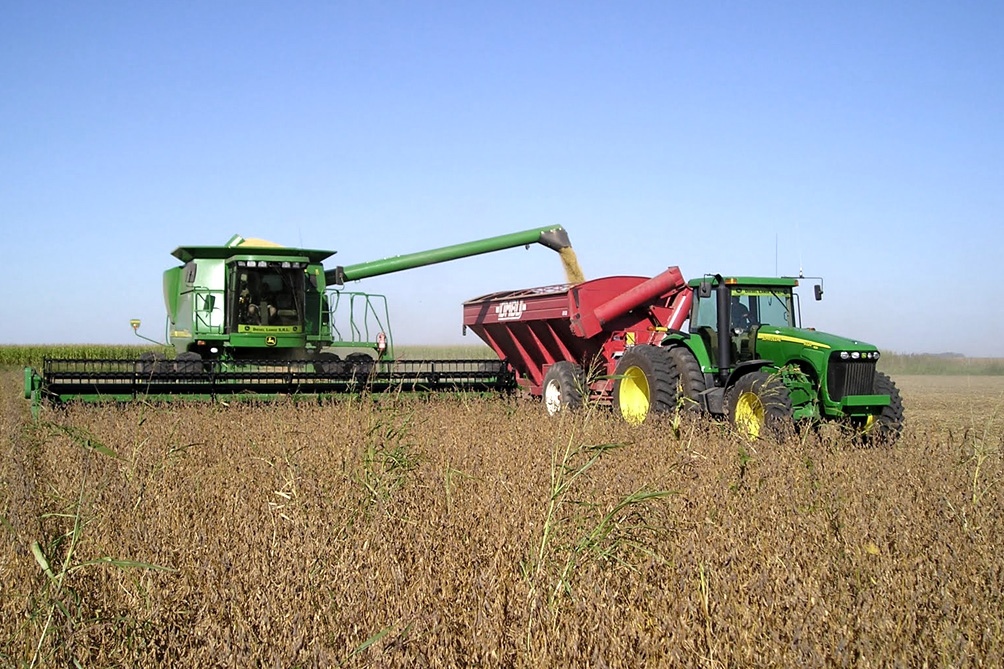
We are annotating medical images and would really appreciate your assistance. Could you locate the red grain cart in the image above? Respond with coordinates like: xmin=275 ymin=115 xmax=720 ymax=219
xmin=462 ymin=267 xmax=691 ymax=413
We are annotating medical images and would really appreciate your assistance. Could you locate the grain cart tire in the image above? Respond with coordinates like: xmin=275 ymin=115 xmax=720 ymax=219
xmin=613 ymin=345 xmax=676 ymax=424
xmin=725 ymin=371 xmax=793 ymax=440
xmin=175 ymin=351 xmax=203 ymax=374
xmin=667 ymin=346 xmax=707 ymax=412
xmin=856 ymin=371 xmax=905 ymax=444
xmin=542 ymin=362 xmax=585 ymax=416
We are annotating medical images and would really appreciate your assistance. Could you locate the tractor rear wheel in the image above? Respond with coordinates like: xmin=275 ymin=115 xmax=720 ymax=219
xmin=612 ymin=345 xmax=676 ymax=424
xmin=542 ymin=362 xmax=585 ymax=416
xmin=725 ymin=371 xmax=793 ymax=440
xmin=856 ymin=371 xmax=905 ymax=444
xmin=667 ymin=346 xmax=707 ymax=412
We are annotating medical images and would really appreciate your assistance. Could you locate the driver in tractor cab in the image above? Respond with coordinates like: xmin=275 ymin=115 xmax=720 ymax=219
xmin=731 ymin=295 xmax=753 ymax=331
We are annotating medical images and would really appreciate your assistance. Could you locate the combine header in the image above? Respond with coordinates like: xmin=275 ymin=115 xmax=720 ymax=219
xmin=25 ymin=226 xmax=574 ymax=410
xmin=463 ymin=270 xmax=904 ymax=441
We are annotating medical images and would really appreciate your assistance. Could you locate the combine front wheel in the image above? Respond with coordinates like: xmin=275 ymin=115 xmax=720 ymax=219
xmin=542 ymin=362 xmax=585 ymax=415
xmin=725 ymin=371 xmax=793 ymax=440
xmin=612 ymin=345 xmax=675 ymax=424
xmin=175 ymin=351 xmax=203 ymax=374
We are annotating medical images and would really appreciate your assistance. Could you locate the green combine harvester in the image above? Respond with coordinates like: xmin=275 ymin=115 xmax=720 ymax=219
xmin=24 ymin=226 xmax=573 ymax=410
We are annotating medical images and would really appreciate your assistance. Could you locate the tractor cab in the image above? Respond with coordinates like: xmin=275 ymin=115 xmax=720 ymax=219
xmin=690 ymin=276 xmax=799 ymax=369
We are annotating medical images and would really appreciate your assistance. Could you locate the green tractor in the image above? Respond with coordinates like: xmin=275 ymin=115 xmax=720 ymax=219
xmin=652 ymin=274 xmax=904 ymax=440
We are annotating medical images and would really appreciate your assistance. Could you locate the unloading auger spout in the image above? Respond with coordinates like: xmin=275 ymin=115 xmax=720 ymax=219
xmin=325 ymin=225 xmax=571 ymax=285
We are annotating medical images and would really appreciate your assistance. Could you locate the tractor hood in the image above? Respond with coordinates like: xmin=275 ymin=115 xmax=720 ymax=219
xmin=756 ymin=326 xmax=880 ymax=355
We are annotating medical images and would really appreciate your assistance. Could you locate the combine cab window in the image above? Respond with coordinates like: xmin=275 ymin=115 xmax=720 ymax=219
xmin=231 ymin=266 xmax=305 ymax=329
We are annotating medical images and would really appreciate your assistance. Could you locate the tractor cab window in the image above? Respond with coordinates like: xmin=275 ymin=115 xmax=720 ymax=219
xmin=231 ymin=264 xmax=305 ymax=328
xmin=733 ymin=288 xmax=795 ymax=329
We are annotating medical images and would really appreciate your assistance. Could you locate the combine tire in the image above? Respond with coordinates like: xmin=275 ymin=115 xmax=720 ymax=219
xmin=667 ymin=346 xmax=707 ymax=412
xmin=346 ymin=352 xmax=375 ymax=380
xmin=314 ymin=352 xmax=344 ymax=375
xmin=725 ymin=371 xmax=793 ymax=440
xmin=612 ymin=345 xmax=676 ymax=424
xmin=138 ymin=351 xmax=168 ymax=375
xmin=857 ymin=371 xmax=905 ymax=444
xmin=542 ymin=362 xmax=585 ymax=416
xmin=175 ymin=351 xmax=203 ymax=374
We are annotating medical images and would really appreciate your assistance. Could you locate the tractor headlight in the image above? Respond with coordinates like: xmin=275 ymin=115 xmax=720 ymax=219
xmin=840 ymin=351 xmax=850 ymax=360
xmin=851 ymin=351 xmax=861 ymax=359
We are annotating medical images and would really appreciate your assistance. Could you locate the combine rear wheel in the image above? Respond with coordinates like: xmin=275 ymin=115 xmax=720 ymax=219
xmin=542 ymin=362 xmax=585 ymax=415
xmin=612 ymin=345 xmax=676 ymax=424
xmin=725 ymin=371 xmax=793 ymax=440
xmin=856 ymin=371 xmax=905 ymax=444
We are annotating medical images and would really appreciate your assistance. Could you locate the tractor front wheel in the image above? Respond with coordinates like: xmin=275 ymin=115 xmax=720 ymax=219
xmin=856 ymin=371 xmax=905 ymax=444
xmin=725 ymin=371 xmax=793 ymax=440
xmin=612 ymin=345 xmax=676 ymax=424
xmin=542 ymin=362 xmax=585 ymax=416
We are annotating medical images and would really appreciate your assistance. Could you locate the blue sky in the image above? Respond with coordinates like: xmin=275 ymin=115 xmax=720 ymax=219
xmin=3 ymin=2 xmax=1001 ymax=356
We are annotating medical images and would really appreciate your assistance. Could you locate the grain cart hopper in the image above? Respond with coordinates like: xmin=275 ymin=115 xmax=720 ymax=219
xmin=463 ymin=270 xmax=904 ymax=441
xmin=25 ymin=226 xmax=572 ymax=409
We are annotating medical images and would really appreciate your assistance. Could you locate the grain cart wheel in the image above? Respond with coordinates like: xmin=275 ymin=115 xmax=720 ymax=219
xmin=667 ymin=346 xmax=707 ymax=412
xmin=542 ymin=362 xmax=585 ymax=416
xmin=857 ymin=371 xmax=905 ymax=444
xmin=613 ymin=345 xmax=675 ymax=424
xmin=725 ymin=371 xmax=793 ymax=440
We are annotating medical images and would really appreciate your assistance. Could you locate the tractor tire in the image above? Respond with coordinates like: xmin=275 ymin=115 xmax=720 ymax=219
xmin=174 ymin=351 xmax=203 ymax=374
xmin=542 ymin=362 xmax=585 ymax=416
xmin=725 ymin=371 xmax=794 ymax=440
xmin=667 ymin=346 xmax=707 ymax=412
xmin=857 ymin=371 xmax=905 ymax=444
xmin=612 ymin=345 xmax=676 ymax=424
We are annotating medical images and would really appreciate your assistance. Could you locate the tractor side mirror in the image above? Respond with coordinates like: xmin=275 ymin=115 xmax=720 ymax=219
xmin=699 ymin=280 xmax=713 ymax=298
xmin=814 ymin=284 xmax=823 ymax=301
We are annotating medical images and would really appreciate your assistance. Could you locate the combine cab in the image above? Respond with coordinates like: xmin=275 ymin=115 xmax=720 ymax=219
xmin=25 ymin=226 xmax=574 ymax=410
xmin=463 ymin=270 xmax=904 ymax=441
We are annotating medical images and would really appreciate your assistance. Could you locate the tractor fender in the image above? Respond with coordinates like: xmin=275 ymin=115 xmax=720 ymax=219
xmin=724 ymin=359 xmax=775 ymax=390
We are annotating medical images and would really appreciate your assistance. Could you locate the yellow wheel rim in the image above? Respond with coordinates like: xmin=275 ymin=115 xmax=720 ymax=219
xmin=619 ymin=366 xmax=650 ymax=424
xmin=734 ymin=391 xmax=765 ymax=439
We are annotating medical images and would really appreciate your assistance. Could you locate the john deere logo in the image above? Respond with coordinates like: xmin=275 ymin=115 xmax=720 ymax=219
xmin=265 ymin=336 xmax=277 ymax=347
